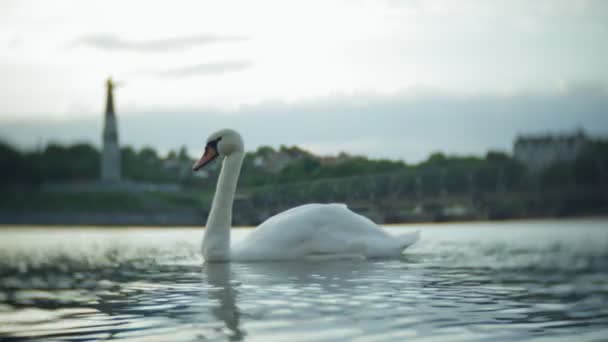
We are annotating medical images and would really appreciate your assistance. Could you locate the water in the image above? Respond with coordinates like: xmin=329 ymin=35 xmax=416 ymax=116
xmin=0 ymin=219 xmax=607 ymax=341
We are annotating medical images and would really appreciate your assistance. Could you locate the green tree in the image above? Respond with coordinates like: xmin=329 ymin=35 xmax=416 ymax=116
xmin=33 ymin=143 xmax=99 ymax=181
xmin=0 ymin=141 xmax=38 ymax=187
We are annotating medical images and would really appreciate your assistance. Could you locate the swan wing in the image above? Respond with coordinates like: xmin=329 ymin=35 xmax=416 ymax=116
xmin=231 ymin=203 xmax=413 ymax=261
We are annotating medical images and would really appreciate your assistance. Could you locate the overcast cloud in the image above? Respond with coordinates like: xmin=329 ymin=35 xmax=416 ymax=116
xmin=70 ymin=33 xmax=249 ymax=52
xmin=2 ymin=85 xmax=606 ymax=162
xmin=153 ymin=61 xmax=252 ymax=78
xmin=0 ymin=0 xmax=606 ymax=161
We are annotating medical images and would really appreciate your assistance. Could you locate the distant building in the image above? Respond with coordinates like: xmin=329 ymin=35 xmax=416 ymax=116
xmin=513 ymin=129 xmax=588 ymax=171
xmin=101 ymin=78 xmax=121 ymax=182
xmin=163 ymin=157 xmax=208 ymax=179
xmin=319 ymin=152 xmax=353 ymax=166
xmin=253 ymin=147 xmax=309 ymax=173
xmin=253 ymin=152 xmax=293 ymax=173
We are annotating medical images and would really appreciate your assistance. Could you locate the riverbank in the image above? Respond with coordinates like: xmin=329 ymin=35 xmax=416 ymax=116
xmin=1 ymin=187 xmax=606 ymax=227
xmin=1 ymin=210 xmax=606 ymax=228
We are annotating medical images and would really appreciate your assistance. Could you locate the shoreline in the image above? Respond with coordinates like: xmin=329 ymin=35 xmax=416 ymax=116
xmin=1 ymin=214 xmax=606 ymax=230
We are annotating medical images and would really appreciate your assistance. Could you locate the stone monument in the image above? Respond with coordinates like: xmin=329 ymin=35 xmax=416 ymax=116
xmin=101 ymin=78 xmax=121 ymax=182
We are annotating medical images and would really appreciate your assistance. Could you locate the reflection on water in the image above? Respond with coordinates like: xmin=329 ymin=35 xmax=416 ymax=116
xmin=205 ymin=263 xmax=243 ymax=341
xmin=0 ymin=219 xmax=607 ymax=341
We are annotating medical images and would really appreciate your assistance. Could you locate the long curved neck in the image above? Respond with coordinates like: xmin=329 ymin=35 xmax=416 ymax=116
xmin=202 ymin=152 xmax=244 ymax=262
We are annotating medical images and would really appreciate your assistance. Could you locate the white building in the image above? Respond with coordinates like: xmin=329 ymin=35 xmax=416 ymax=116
xmin=253 ymin=147 xmax=309 ymax=173
xmin=513 ymin=130 xmax=588 ymax=172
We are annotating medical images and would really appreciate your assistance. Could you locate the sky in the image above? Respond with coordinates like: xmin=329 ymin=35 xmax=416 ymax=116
xmin=0 ymin=0 xmax=607 ymax=162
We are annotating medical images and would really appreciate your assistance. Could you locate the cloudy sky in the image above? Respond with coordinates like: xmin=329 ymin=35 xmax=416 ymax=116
xmin=0 ymin=0 xmax=607 ymax=162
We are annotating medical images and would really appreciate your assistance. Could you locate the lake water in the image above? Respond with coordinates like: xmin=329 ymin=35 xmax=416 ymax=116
xmin=0 ymin=219 xmax=607 ymax=341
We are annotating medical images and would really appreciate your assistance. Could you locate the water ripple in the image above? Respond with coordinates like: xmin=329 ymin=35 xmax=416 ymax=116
xmin=1 ymin=221 xmax=608 ymax=341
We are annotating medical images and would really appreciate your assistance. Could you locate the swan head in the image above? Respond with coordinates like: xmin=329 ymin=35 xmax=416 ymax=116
xmin=193 ymin=129 xmax=244 ymax=171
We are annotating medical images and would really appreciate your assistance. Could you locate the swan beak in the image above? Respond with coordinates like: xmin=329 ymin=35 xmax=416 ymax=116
xmin=193 ymin=147 xmax=218 ymax=171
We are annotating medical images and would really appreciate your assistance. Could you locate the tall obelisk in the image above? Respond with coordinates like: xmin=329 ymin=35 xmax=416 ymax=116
xmin=101 ymin=78 xmax=121 ymax=182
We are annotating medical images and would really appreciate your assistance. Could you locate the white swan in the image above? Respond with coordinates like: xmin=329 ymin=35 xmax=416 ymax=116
xmin=193 ymin=129 xmax=420 ymax=262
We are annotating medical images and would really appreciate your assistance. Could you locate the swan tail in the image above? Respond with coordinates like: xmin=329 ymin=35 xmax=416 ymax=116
xmin=397 ymin=230 xmax=420 ymax=251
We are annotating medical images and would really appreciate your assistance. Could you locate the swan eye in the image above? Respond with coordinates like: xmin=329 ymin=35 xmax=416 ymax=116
xmin=207 ymin=137 xmax=222 ymax=149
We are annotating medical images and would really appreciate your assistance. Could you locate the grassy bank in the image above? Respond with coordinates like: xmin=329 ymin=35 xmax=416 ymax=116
xmin=0 ymin=190 xmax=211 ymax=212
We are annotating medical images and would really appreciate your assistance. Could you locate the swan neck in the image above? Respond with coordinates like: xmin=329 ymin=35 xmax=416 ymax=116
xmin=203 ymin=152 xmax=244 ymax=261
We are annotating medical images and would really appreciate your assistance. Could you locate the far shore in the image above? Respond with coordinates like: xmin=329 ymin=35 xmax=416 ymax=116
xmin=1 ymin=215 xmax=606 ymax=230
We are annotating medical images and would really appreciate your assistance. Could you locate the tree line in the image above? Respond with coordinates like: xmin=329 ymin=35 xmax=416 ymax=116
xmin=1 ymin=139 xmax=607 ymax=195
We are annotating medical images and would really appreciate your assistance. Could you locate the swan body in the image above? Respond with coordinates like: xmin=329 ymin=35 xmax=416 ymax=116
xmin=193 ymin=129 xmax=419 ymax=262
xmin=231 ymin=203 xmax=419 ymax=261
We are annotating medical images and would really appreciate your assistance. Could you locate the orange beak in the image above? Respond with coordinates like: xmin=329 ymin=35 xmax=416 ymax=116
xmin=192 ymin=146 xmax=218 ymax=171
